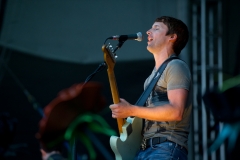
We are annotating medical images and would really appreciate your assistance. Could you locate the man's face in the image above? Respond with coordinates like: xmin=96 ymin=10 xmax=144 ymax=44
xmin=146 ymin=22 xmax=169 ymax=54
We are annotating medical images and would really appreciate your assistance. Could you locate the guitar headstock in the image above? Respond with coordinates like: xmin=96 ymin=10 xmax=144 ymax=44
xmin=102 ymin=43 xmax=117 ymax=70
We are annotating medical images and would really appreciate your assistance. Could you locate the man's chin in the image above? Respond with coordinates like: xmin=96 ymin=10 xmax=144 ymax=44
xmin=147 ymin=46 xmax=153 ymax=53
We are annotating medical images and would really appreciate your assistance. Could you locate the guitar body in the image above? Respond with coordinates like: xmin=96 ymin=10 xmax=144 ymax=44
xmin=110 ymin=116 xmax=142 ymax=160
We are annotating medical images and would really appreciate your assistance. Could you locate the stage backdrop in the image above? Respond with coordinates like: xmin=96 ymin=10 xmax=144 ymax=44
xmin=0 ymin=0 xmax=190 ymax=64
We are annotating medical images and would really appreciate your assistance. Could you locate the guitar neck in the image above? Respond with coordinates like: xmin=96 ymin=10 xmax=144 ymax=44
xmin=102 ymin=44 xmax=126 ymax=135
xmin=107 ymin=68 xmax=126 ymax=134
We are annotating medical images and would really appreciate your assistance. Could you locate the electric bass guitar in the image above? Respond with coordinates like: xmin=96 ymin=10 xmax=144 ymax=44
xmin=102 ymin=44 xmax=142 ymax=160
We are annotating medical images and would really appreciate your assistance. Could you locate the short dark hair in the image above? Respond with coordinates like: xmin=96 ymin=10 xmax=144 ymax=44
xmin=155 ymin=16 xmax=189 ymax=56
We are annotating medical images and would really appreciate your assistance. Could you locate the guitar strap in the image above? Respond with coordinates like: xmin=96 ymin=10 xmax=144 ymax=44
xmin=135 ymin=56 xmax=179 ymax=106
xmin=134 ymin=56 xmax=179 ymax=134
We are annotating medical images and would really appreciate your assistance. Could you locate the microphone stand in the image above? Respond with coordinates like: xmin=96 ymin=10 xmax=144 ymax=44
xmin=71 ymin=62 xmax=106 ymax=160
xmin=113 ymin=40 xmax=125 ymax=53
xmin=83 ymin=39 xmax=126 ymax=85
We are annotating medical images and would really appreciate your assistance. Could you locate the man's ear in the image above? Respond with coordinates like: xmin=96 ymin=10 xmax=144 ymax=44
xmin=169 ymin=34 xmax=177 ymax=42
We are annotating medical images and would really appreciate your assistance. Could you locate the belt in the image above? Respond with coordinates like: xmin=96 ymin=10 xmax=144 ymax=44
xmin=141 ymin=137 xmax=169 ymax=150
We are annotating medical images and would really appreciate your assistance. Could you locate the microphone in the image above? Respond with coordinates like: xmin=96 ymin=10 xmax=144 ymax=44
xmin=109 ymin=32 xmax=143 ymax=41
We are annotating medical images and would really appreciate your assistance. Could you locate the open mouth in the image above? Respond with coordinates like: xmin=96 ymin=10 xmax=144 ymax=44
xmin=148 ymin=38 xmax=153 ymax=42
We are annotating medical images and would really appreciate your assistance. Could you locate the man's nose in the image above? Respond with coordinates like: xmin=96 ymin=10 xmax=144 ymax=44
xmin=146 ymin=30 xmax=151 ymax=35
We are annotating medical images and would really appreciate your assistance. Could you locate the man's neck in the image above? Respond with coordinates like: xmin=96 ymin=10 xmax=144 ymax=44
xmin=154 ymin=51 xmax=175 ymax=70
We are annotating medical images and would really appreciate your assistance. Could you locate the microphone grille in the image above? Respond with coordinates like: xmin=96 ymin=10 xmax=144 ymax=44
xmin=136 ymin=32 xmax=143 ymax=41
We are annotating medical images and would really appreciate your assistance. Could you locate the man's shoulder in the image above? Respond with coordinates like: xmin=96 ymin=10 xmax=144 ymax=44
xmin=167 ymin=59 xmax=190 ymax=70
